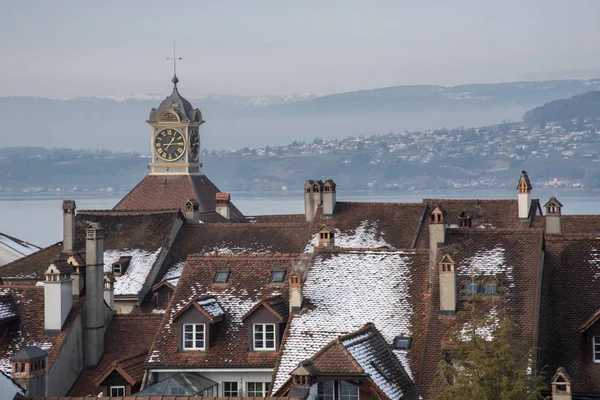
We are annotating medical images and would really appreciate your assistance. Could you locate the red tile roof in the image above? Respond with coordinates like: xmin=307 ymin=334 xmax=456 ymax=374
xmin=148 ymin=254 xmax=305 ymax=369
xmin=70 ymin=314 xmax=163 ymax=396
xmin=114 ymin=174 xmax=246 ymax=222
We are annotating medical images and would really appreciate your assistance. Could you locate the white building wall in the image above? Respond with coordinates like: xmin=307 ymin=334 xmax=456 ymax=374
xmin=518 ymin=192 xmax=531 ymax=219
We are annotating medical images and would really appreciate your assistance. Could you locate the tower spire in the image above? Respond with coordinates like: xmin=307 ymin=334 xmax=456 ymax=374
xmin=167 ymin=39 xmax=182 ymax=87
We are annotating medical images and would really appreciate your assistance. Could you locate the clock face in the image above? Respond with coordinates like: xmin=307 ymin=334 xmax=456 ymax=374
xmin=190 ymin=128 xmax=200 ymax=161
xmin=155 ymin=129 xmax=186 ymax=161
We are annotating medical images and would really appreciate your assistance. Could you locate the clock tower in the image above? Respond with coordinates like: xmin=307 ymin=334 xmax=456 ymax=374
xmin=147 ymin=75 xmax=204 ymax=175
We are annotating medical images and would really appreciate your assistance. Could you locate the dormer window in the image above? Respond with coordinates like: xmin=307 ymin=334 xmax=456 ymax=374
xmin=253 ymin=323 xmax=276 ymax=351
xmin=270 ymin=270 xmax=286 ymax=283
xmin=183 ymin=323 xmax=206 ymax=350
xmin=112 ymin=263 xmax=121 ymax=275
xmin=594 ymin=336 xmax=600 ymax=363
xmin=465 ymin=282 xmax=478 ymax=295
xmin=214 ymin=270 xmax=230 ymax=283
xmin=484 ymin=282 xmax=498 ymax=295
xmin=458 ymin=212 xmax=472 ymax=228
xmin=394 ymin=336 xmax=412 ymax=350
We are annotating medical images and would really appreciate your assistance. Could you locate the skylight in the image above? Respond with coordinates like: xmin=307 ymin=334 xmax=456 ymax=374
xmin=393 ymin=336 xmax=412 ymax=350
xmin=214 ymin=270 xmax=230 ymax=283
xmin=270 ymin=270 xmax=286 ymax=283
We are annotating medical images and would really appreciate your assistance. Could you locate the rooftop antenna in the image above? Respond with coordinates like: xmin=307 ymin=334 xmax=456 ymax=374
xmin=167 ymin=39 xmax=182 ymax=87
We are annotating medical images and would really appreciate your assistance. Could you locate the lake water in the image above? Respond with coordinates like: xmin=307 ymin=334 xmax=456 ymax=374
xmin=1 ymin=189 xmax=599 ymax=248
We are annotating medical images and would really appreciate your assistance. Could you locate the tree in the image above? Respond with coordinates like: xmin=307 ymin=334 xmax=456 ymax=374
xmin=430 ymin=295 xmax=547 ymax=400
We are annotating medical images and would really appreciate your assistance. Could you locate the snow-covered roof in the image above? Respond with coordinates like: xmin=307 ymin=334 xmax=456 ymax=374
xmin=196 ymin=297 xmax=224 ymax=318
xmin=0 ymin=232 xmax=39 ymax=257
xmin=304 ymin=220 xmax=392 ymax=252
xmin=103 ymin=248 xmax=163 ymax=296
xmin=273 ymin=250 xmax=424 ymax=393
xmin=456 ymin=245 xmax=514 ymax=288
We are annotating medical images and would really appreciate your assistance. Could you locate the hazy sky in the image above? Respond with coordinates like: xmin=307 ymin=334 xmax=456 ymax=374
xmin=1 ymin=0 xmax=600 ymax=97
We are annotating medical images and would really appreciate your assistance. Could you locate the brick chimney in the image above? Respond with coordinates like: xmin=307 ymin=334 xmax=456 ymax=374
xmin=43 ymin=263 xmax=73 ymax=336
xmin=438 ymin=254 xmax=456 ymax=317
xmin=517 ymin=171 xmax=532 ymax=219
xmin=62 ymin=200 xmax=76 ymax=252
xmin=551 ymin=367 xmax=572 ymax=400
xmin=215 ymin=192 xmax=231 ymax=221
xmin=11 ymin=346 xmax=48 ymax=397
xmin=103 ymin=273 xmax=115 ymax=311
xmin=84 ymin=222 xmax=105 ymax=366
xmin=322 ymin=179 xmax=337 ymax=217
xmin=428 ymin=205 xmax=447 ymax=288
xmin=544 ymin=196 xmax=563 ymax=234
xmin=289 ymin=271 xmax=302 ymax=314
xmin=304 ymin=180 xmax=323 ymax=222
xmin=183 ymin=199 xmax=200 ymax=224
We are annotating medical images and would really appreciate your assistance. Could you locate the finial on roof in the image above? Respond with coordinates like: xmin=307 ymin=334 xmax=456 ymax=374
xmin=172 ymin=74 xmax=179 ymax=86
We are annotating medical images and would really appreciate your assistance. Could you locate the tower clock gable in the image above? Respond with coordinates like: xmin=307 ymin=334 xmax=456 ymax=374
xmin=147 ymin=76 xmax=204 ymax=175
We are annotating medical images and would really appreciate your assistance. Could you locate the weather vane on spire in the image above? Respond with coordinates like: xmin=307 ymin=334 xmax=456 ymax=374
xmin=167 ymin=39 xmax=182 ymax=87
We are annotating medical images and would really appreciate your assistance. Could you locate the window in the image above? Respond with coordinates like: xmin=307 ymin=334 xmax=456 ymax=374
xmin=247 ymin=382 xmax=270 ymax=396
xmin=169 ymin=386 xmax=186 ymax=395
xmin=202 ymin=386 xmax=216 ymax=396
xmin=113 ymin=263 xmax=121 ymax=275
xmin=340 ymin=381 xmax=359 ymax=400
xmin=318 ymin=381 xmax=334 ymax=400
xmin=465 ymin=282 xmax=478 ymax=295
xmin=183 ymin=323 xmax=205 ymax=350
xmin=223 ymin=381 xmax=238 ymax=396
xmin=394 ymin=336 xmax=412 ymax=350
xmin=317 ymin=381 xmax=359 ymax=400
xmin=270 ymin=270 xmax=286 ymax=283
xmin=484 ymin=282 xmax=497 ymax=295
xmin=594 ymin=336 xmax=600 ymax=363
xmin=253 ymin=323 xmax=276 ymax=350
xmin=214 ymin=270 xmax=230 ymax=283
xmin=110 ymin=386 xmax=125 ymax=397
xmin=160 ymin=291 xmax=171 ymax=306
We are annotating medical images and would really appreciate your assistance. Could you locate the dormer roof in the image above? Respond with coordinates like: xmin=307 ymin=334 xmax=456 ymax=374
xmin=544 ymin=196 xmax=563 ymax=208
xmin=147 ymin=86 xmax=203 ymax=124
xmin=172 ymin=296 xmax=225 ymax=323
xmin=242 ymin=295 xmax=288 ymax=322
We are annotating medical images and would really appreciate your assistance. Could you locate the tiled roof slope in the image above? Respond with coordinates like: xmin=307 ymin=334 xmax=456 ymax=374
xmin=0 ymin=243 xmax=62 ymax=281
xmin=414 ymin=229 xmax=544 ymax=398
xmin=272 ymin=249 xmax=428 ymax=394
xmin=539 ymin=235 xmax=600 ymax=394
xmin=308 ymin=202 xmax=427 ymax=250
xmin=248 ymin=214 xmax=307 ymax=224
xmin=113 ymin=174 xmax=246 ymax=222
xmin=162 ymin=223 xmax=313 ymax=270
xmin=148 ymin=254 xmax=303 ymax=368
xmin=560 ymin=215 xmax=600 ymax=234
xmin=70 ymin=314 xmax=162 ymax=396
xmin=0 ymin=286 xmax=84 ymax=375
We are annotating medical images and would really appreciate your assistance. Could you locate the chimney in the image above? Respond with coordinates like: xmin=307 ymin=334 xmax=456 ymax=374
xmin=289 ymin=271 xmax=302 ymax=314
xmin=544 ymin=196 xmax=563 ymax=234
xmin=62 ymin=200 xmax=76 ymax=252
xmin=103 ymin=273 xmax=115 ymax=311
xmin=183 ymin=199 xmax=200 ymax=224
xmin=428 ymin=205 xmax=446 ymax=289
xmin=322 ymin=179 xmax=337 ymax=217
xmin=438 ymin=254 xmax=456 ymax=317
xmin=551 ymin=367 xmax=572 ymax=400
xmin=316 ymin=225 xmax=335 ymax=247
xmin=215 ymin=192 xmax=231 ymax=220
xmin=304 ymin=180 xmax=323 ymax=222
xmin=66 ymin=254 xmax=85 ymax=298
xmin=84 ymin=222 xmax=105 ymax=366
xmin=11 ymin=346 xmax=48 ymax=397
xmin=43 ymin=263 xmax=72 ymax=336
xmin=517 ymin=171 xmax=532 ymax=219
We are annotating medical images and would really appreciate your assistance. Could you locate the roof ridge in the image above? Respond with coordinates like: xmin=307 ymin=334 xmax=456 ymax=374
xmin=314 ymin=246 xmax=421 ymax=253
xmin=546 ymin=233 xmax=600 ymax=239
xmin=198 ymin=222 xmax=309 ymax=228
xmin=422 ymin=198 xmax=516 ymax=203
xmin=188 ymin=252 xmax=304 ymax=259
xmin=78 ymin=209 xmax=180 ymax=215
xmin=336 ymin=201 xmax=424 ymax=207
xmin=447 ymin=227 xmax=544 ymax=234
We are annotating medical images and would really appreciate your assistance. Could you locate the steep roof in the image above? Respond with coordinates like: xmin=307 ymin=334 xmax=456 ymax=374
xmin=114 ymin=174 xmax=246 ymax=222
xmin=539 ymin=234 xmax=600 ymax=394
xmin=0 ymin=232 xmax=40 ymax=257
xmin=273 ymin=248 xmax=428 ymax=394
xmin=0 ymin=286 xmax=84 ymax=376
xmin=70 ymin=314 xmax=162 ymax=396
xmin=413 ymin=229 xmax=544 ymax=397
xmin=0 ymin=243 xmax=63 ymax=281
xmin=147 ymin=85 xmax=201 ymax=123
xmin=147 ymin=254 xmax=303 ymax=368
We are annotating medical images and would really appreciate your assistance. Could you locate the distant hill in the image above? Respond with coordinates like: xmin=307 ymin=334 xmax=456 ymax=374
xmin=523 ymin=91 xmax=600 ymax=124
xmin=2 ymin=78 xmax=600 ymax=151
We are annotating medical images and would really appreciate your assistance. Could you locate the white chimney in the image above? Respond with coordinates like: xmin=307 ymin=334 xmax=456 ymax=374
xmin=183 ymin=199 xmax=200 ymax=224
xmin=304 ymin=180 xmax=323 ymax=222
xmin=44 ymin=263 xmax=72 ymax=335
xmin=62 ymin=200 xmax=76 ymax=252
xmin=322 ymin=179 xmax=337 ymax=217
xmin=438 ymin=254 xmax=456 ymax=317
xmin=544 ymin=196 xmax=563 ymax=234
xmin=517 ymin=171 xmax=532 ymax=219
xmin=289 ymin=271 xmax=303 ymax=314
xmin=103 ymin=273 xmax=115 ymax=311
xmin=84 ymin=222 xmax=105 ymax=366
xmin=215 ymin=192 xmax=231 ymax=220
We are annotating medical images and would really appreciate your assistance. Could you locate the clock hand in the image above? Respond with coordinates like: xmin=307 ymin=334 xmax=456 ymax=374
xmin=164 ymin=137 xmax=176 ymax=150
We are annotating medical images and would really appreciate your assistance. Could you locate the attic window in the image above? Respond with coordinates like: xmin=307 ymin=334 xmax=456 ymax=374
xmin=465 ymin=282 xmax=479 ymax=295
xmin=319 ymin=232 xmax=330 ymax=239
xmin=214 ymin=270 xmax=230 ymax=283
xmin=115 ymin=224 xmax=123 ymax=231
xmin=112 ymin=263 xmax=121 ymax=275
xmin=270 ymin=270 xmax=286 ymax=283
xmin=458 ymin=212 xmax=472 ymax=228
xmin=594 ymin=336 xmax=600 ymax=363
xmin=394 ymin=336 xmax=412 ymax=350
xmin=484 ymin=282 xmax=498 ymax=295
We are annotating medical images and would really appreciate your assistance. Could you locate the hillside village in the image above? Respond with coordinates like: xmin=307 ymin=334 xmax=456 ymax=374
xmin=1 ymin=77 xmax=600 ymax=400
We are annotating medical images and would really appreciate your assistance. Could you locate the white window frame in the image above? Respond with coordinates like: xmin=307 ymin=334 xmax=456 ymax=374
xmin=594 ymin=336 xmax=600 ymax=363
xmin=253 ymin=323 xmax=276 ymax=351
xmin=247 ymin=381 xmax=270 ymax=396
xmin=110 ymin=386 xmax=126 ymax=397
xmin=182 ymin=323 xmax=206 ymax=350
xmin=223 ymin=381 xmax=239 ymax=396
